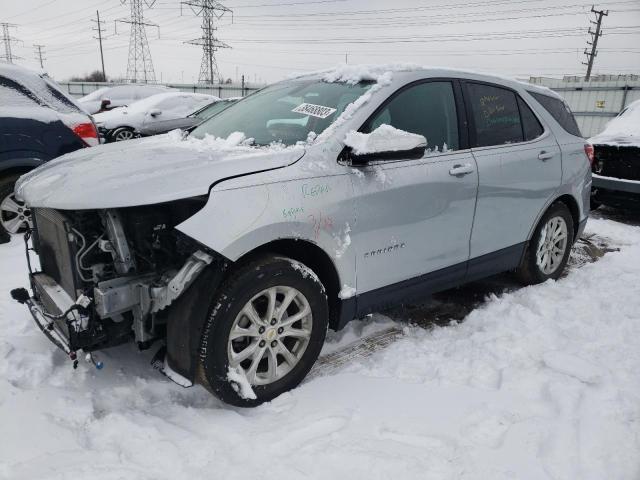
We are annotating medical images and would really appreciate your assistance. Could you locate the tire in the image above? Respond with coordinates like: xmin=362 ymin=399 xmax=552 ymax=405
xmin=199 ymin=255 xmax=328 ymax=407
xmin=0 ymin=175 xmax=32 ymax=243
xmin=516 ymin=202 xmax=574 ymax=284
xmin=110 ymin=127 xmax=136 ymax=142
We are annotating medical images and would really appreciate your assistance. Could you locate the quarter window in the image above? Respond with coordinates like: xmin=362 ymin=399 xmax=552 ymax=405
xmin=364 ymin=81 xmax=459 ymax=152
xmin=466 ymin=83 xmax=523 ymax=147
xmin=518 ymin=97 xmax=544 ymax=141
xmin=528 ymin=91 xmax=582 ymax=137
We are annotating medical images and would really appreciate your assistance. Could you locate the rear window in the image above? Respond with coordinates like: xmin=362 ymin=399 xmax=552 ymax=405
xmin=0 ymin=76 xmax=42 ymax=108
xmin=529 ymin=91 xmax=581 ymax=137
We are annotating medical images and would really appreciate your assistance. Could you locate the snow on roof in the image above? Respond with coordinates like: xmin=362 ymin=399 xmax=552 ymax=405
xmin=589 ymin=99 xmax=640 ymax=147
xmin=287 ymin=63 xmax=560 ymax=98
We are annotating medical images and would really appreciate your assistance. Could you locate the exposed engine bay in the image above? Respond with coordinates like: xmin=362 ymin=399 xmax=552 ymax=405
xmin=18 ymin=198 xmax=220 ymax=360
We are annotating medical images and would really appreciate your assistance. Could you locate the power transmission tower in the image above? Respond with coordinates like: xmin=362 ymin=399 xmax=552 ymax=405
xmin=182 ymin=0 xmax=232 ymax=85
xmin=0 ymin=23 xmax=23 ymax=64
xmin=33 ymin=44 xmax=45 ymax=69
xmin=91 ymin=10 xmax=107 ymax=80
xmin=582 ymin=6 xmax=609 ymax=81
xmin=116 ymin=0 xmax=158 ymax=83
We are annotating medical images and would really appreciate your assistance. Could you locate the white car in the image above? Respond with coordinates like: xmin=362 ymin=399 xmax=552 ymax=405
xmin=94 ymin=92 xmax=218 ymax=142
xmin=78 ymin=84 xmax=174 ymax=115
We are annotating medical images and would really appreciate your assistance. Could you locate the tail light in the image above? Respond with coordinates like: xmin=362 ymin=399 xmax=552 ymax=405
xmin=72 ymin=122 xmax=99 ymax=147
xmin=584 ymin=143 xmax=595 ymax=166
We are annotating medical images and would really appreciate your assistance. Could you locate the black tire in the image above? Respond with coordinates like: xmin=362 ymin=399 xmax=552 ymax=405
xmin=199 ymin=255 xmax=328 ymax=407
xmin=516 ymin=202 xmax=574 ymax=285
xmin=0 ymin=175 xmax=28 ymax=243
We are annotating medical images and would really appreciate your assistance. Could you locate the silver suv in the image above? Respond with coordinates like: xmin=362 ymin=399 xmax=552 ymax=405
xmin=12 ymin=66 xmax=592 ymax=406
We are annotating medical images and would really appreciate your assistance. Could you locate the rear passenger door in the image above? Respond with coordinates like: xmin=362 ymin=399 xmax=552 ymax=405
xmin=463 ymin=81 xmax=561 ymax=262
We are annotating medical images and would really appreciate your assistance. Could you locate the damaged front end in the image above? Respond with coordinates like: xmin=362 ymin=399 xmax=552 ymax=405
xmin=12 ymin=198 xmax=223 ymax=371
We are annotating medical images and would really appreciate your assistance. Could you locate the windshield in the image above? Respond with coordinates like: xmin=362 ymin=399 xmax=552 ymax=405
xmin=191 ymin=79 xmax=373 ymax=146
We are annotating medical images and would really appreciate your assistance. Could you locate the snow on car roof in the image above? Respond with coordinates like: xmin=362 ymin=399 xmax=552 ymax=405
xmin=287 ymin=63 xmax=561 ymax=98
xmin=124 ymin=91 xmax=219 ymax=114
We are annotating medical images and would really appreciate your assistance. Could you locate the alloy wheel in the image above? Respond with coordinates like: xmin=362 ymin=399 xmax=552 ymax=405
xmin=114 ymin=129 xmax=135 ymax=141
xmin=227 ymin=286 xmax=313 ymax=386
xmin=0 ymin=192 xmax=32 ymax=234
xmin=536 ymin=215 xmax=568 ymax=275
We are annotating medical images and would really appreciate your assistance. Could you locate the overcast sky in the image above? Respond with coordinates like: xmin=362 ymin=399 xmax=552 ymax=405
xmin=2 ymin=0 xmax=639 ymax=85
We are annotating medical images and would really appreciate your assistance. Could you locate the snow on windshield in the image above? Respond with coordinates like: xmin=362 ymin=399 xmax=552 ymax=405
xmin=127 ymin=92 xmax=216 ymax=116
xmin=79 ymin=87 xmax=110 ymax=102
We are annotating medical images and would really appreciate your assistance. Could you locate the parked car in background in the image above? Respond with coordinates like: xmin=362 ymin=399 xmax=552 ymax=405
xmin=94 ymin=92 xmax=218 ymax=142
xmin=0 ymin=62 xmax=98 ymax=243
xmin=77 ymin=84 xmax=174 ymax=114
xmin=589 ymin=99 xmax=640 ymax=210
xmin=188 ymin=97 xmax=239 ymax=125
xmin=12 ymin=66 xmax=591 ymax=407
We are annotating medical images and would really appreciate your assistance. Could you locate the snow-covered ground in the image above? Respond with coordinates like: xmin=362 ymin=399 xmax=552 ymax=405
xmin=1 ymin=215 xmax=640 ymax=480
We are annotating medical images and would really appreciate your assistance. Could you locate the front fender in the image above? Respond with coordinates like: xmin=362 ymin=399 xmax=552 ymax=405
xmin=176 ymin=174 xmax=357 ymax=291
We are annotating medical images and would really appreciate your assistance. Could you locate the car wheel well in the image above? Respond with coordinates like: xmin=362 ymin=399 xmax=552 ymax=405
xmin=554 ymin=194 xmax=580 ymax=241
xmin=0 ymin=166 xmax=33 ymax=181
xmin=236 ymin=239 xmax=342 ymax=330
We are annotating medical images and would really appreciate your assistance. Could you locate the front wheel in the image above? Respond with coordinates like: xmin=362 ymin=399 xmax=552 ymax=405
xmin=0 ymin=176 xmax=32 ymax=242
xmin=516 ymin=202 xmax=574 ymax=284
xmin=111 ymin=127 xmax=136 ymax=142
xmin=199 ymin=256 xmax=328 ymax=407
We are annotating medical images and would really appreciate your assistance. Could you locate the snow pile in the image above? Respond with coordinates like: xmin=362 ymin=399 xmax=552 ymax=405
xmin=590 ymin=99 xmax=640 ymax=147
xmin=227 ymin=366 xmax=257 ymax=399
xmin=344 ymin=124 xmax=426 ymax=155
xmin=2 ymin=217 xmax=640 ymax=479
xmin=338 ymin=285 xmax=356 ymax=300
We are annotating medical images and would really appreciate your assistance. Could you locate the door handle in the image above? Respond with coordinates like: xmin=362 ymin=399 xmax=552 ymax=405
xmin=449 ymin=163 xmax=474 ymax=176
xmin=538 ymin=151 xmax=554 ymax=161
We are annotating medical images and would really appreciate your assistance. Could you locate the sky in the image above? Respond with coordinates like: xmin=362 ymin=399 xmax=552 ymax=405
xmin=1 ymin=0 xmax=639 ymax=85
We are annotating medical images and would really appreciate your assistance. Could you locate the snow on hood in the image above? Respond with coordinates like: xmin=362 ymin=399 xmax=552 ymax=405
xmin=16 ymin=130 xmax=305 ymax=209
xmin=589 ymin=99 xmax=640 ymax=148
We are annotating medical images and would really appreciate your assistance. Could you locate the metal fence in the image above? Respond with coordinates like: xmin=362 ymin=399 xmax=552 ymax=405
xmin=528 ymin=75 xmax=640 ymax=138
xmin=58 ymin=81 xmax=261 ymax=100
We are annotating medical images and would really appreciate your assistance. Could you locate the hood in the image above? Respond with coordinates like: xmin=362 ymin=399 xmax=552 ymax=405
xmin=16 ymin=132 xmax=305 ymax=209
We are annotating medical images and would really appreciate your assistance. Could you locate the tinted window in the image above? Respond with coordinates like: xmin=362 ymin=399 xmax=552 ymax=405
xmin=467 ymin=83 xmax=523 ymax=147
xmin=365 ymin=81 xmax=459 ymax=151
xmin=517 ymin=97 xmax=544 ymax=141
xmin=529 ymin=91 xmax=581 ymax=137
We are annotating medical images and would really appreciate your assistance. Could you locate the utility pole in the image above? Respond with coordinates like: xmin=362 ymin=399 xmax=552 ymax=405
xmin=33 ymin=44 xmax=45 ymax=69
xmin=0 ymin=23 xmax=22 ymax=64
xmin=116 ymin=0 xmax=159 ymax=83
xmin=91 ymin=10 xmax=107 ymax=81
xmin=583 ymin=6 xmax=609 ymax=81
xmin=181 ymin=0 xmax=232 ymax=85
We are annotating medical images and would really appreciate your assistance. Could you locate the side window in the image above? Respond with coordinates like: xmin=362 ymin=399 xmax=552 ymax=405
xmin=528 ymin=91 xmax=582 ymax=137
xmin=517 ymin=97 xmax=544 ymax=141
xmin=466 ymin=82 xmax=523 ymax=147
xmin=364 ymin=81 xmax=459 ymax=152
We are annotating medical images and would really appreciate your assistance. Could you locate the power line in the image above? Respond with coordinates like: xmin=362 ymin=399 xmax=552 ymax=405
xmin=181 ymin=0 xmax=232 ymax=84
xmin=583 ymin=5 xmax=609 ymax=80
xmin=117 ymin=0 xmax=159 ymax=83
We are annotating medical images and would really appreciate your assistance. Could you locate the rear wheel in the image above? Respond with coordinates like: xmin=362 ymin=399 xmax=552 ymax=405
xmin=0 ymin=176 xmax=32 ymax=242
xmin=516 ymin=202 xmax=574 ymax=284
xmin=199 ymin=256 xmax=328 ymax=407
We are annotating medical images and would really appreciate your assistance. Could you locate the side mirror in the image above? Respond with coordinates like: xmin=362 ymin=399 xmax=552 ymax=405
xmin=344 ymin=125 xmax=427 ymax=166
xmin=149 ymin=109 xmax=162 ymax=117
xmin=99 ymin=99 xmax=111 ymax=111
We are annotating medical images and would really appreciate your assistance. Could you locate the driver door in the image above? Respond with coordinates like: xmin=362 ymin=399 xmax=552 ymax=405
xmin=349 ymin=80 xmax=478 ymax=312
